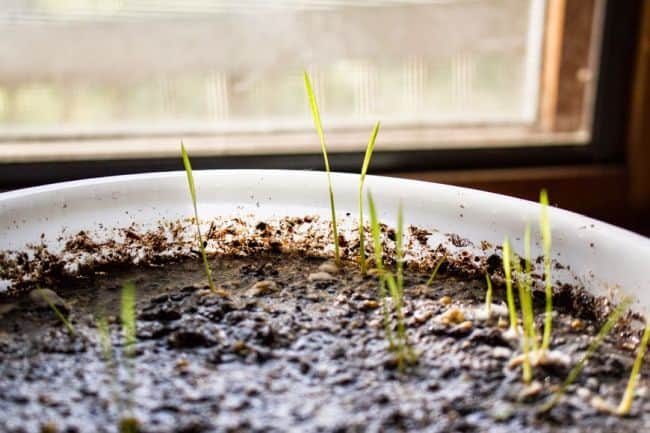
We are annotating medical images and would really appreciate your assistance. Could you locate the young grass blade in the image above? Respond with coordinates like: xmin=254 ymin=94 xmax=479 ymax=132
xmin=522 ymin=224 xmax=539 ymax=352
xmin=121 ymin=282 xmax=137 ymax=358
xmin=426 ymin=255 xmax=446 ymax=287
xmin=394 ymin=202 xmax=416 ymax=367
xmin=35 ymin=287 xmax=75 ymax=335
xmin=540 ymin=297 xmax=632 ymax=412
xmin=367 ymin=191 xmax=395 ymax=350
xmin=304 ymin=71 xmax=340 ymax=265
xmin=617 ymin=321 xmax=650 ymax=415
xmin=97 ymin=318 xmax=113 ymax=362
xmin=485 ymin=274 xmax=493 ymax=317
xmin=502 ymin=238 xmax=518 ymax=333
xmin=358 ymin=121 xmax=380 ymax=275
xmin=510 ymin=226 xmax=537 ymax=383
xmin=97 ymin=317 xmax=123 ymax=414
xmin=384 ymin=271 xmax=412 ymax=372
xmin=540 ymin=189 xmax=553 ymax=351
xmin=181 ymin=142 xmax=217 ymax=293
xmin=396 ymin=202 xmax=404 ymax=295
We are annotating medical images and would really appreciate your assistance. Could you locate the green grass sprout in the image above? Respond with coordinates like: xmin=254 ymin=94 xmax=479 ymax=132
xmin=367 ymin=191 xmax=395 ymax=350
xmin=426 ymin=255 xmax=446 ymax=287
xmin=121 ymin=282 xmax=137 ymax=358
xmin=510 ymin=225 xmax=538 ymax=383
xmin=485 ymin=274 xmax=493 ymax=317
xmin=97 ymin=317 xmax=121 ymax=409
xmin=97 ymin=317 xmax=113 ymax=362
xmin=98 ymin=316 xmax=137 ymax=432
xmin=617 ymin=321 xmax=650 ymax=415
xmin=38 ymin=287 xmax=75 ymax=335
xmin=181 ymin=142 xmax=218 ymax=294
xmin=540 ymin=297 xmax=632 ymax=413
xmin=519 ymin=224 xmax=539 ymax=351
xmin=394 ymin=203 xmax=406 ymax=307
xmin=119 ymin=282 xmax=139 ymax=432
xmin=358 ymin=121 xmax=380 ymax=275
xmin=394 ymin=203 xmax=416 ymax=368
xmin=540 ymin=189 xmax=553 ymax=352
xmin=524 ymin=225 xmax=539 ymax=355
xmin=304 ymin=71 xmax=340 ymax=266
xmin=367 ymin=194 xmax=415 ymax=372
xmin=502 ymin=238 xmax=518 ymax=333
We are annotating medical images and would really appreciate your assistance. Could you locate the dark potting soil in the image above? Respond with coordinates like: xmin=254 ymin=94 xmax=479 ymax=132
xmin=0 ymin=254 xmax=648 ymax=433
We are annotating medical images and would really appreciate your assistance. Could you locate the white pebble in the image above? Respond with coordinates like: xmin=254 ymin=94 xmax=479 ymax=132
xmin=318 ymin=262 xmax=339 ymax=274
xmin=308 ymin=272 xmax=335 ymax=282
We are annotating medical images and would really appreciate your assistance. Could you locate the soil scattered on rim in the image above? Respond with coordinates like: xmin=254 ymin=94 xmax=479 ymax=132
xmin=0 ymin=253 xmax=648 ymax=433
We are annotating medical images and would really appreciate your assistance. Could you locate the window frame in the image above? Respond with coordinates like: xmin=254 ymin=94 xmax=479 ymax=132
xmin=0 ymin=0 xmax=642 ymax=188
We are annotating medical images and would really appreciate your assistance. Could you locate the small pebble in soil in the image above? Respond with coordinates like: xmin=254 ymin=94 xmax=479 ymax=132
xmin=317 ymin=262 xmax=339 ymax=274
xmin=492 ymin=347 xmax=512 ymax=359
xmin=308 ymin=271 xmax=335 ymax=282
xmin=247 ymin=280 xmax=277 ymax=297
xmin=518 ymin=381 xmax=543 ymax=401
xmin=438 ymin=306 xmax=465 ymax=325
xmin=29 ymin=288 xmax=68 ymax=310
xmin=571 ymin=318 xmax=585 ymax=331
xmin=359 ymin=300 xmax=380 ymax=311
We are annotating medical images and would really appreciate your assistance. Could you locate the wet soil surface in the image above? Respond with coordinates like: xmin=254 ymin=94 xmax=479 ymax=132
xmin=0 ymin=254 xmax=648 ymax=433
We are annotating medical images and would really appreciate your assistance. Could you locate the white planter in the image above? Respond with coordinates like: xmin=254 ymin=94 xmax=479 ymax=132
xmin=1 ymin=170 xmax=648 ymax=313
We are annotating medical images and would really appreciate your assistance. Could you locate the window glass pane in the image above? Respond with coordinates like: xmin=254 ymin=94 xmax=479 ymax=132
xmin=0 ymin=0 xmax=600 ymax=160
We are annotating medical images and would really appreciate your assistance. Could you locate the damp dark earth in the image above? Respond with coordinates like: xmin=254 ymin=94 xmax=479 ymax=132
xmin=1 ymin=254 xmax=649 ymax=433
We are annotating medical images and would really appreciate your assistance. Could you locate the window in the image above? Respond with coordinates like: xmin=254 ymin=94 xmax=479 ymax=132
xmin=0 ymin=0 xmax=639 ymax=180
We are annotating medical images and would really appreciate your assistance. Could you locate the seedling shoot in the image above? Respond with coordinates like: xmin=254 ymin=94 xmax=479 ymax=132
xmin=510 ymin=226 xmax=537 ymax=383
xmin=37 ymin=287 xmax=75 ymax=335
xmin=358 ymin=121 xmax=380 ymax=275
xmin=181 ymin=142 xmax=218 ymax=294
xmin=502 ymin=238 xmax=518 ymax=334
xmin=367 ymin=191 xmax=395 ymax=350
xmin=540 ymin=189 xmax=553 ymax=352
xmin=426 ymin=255 xmax=446 ymax=287
xmin=121 ymin=282 xmax=137 ymax=358
xmin=617 ymin=321 xmax=650 ymax=415
xmin=540 ymin=298 xmax=632 ymax=412
xmin=304 ymin=71 xmax=341 ymax=266
xmin=367 ymin=193 xmax=415 ymax=372
xmin=485 ymin=274 xmax=493 ymax=317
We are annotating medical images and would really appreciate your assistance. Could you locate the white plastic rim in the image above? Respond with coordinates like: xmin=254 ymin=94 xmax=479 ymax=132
xmin=1 ymin=170 xmax=649 ymax=312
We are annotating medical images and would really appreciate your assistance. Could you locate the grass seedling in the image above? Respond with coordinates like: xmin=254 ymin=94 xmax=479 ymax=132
xmin=485 ymin=274 xmax=493 ymax=317
xmin=617 ymin=321 xmax=650 ymax=415
xmin=304 ymin=71 xmax=340 ymax=266
xmin=181 ymin=142 xmax=218 ymax=294
xmin=395 ymin=202 xmax=404 ymax=295
xmin=393 ymin=203 xmax=416 ymax=367
xmin=119 ymin=282 xmax=139 ymax=433
xmin=38 ymin=287 xmax=75 ymax=335
xmin=358 ymin=121 xmax=380 ymax=275
xmin=425 ymin=255 xmax=446 ymax=287
xmin=97 ymin=295 xmax=138 ymax=433
xmin=97 ymin=317 xmax=113 ymax=362
xmin=367 ymin=191 xmax=395 ymax=351
xmin=540 ymin=189 xmax=553 ymax=352
xmin=367 ymin=193 xmax=415 ymax=372
xmin=540 ymin=297 xmax=632 ymax=413
xmin=502 ymin=238 xmax=518 ymax=334
xmin=510 ymin=225 xmax=538 ymax=383
xmin=121 ymin=282 xmax=137 ymax=358
xmin=97 ymin=317 xmax=120 ymax=411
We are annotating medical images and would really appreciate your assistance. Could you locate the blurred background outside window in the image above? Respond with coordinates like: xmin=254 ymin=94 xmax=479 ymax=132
xmin=0 ymin=0 xmax=601 ymax=162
